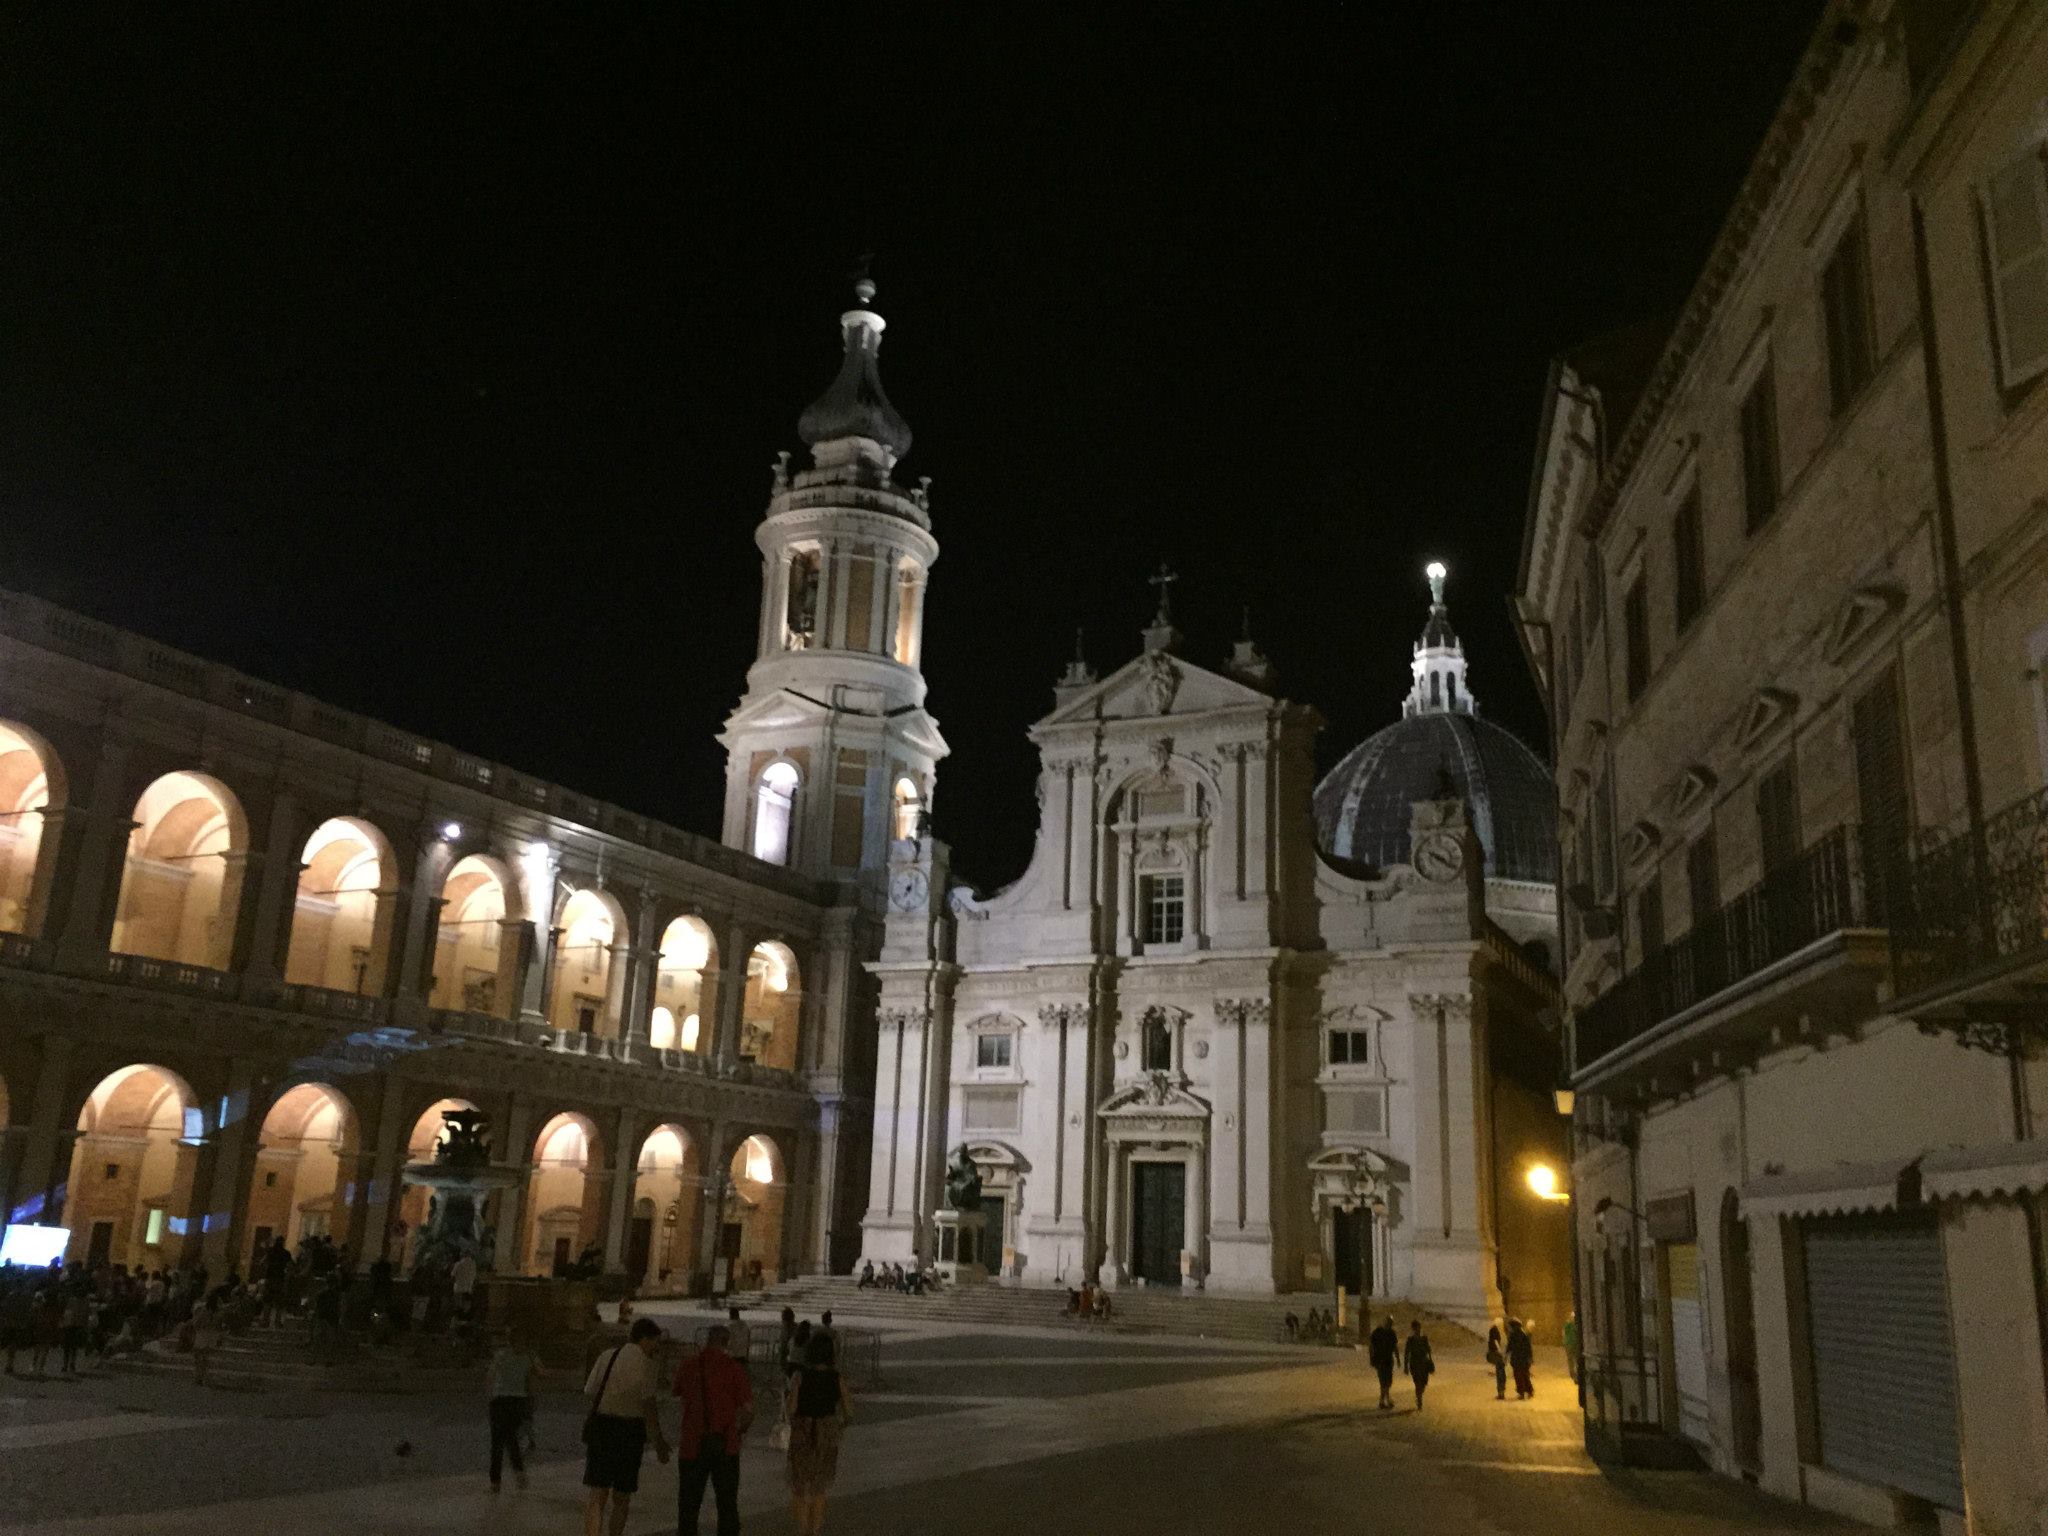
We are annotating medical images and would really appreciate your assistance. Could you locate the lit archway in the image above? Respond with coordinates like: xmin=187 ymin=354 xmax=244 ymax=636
xmin=63 ymin=1065 xmax=200 ymax=1267
xmin=110 ymin=772 xmax=246 ymax=968
xmin=722 ymin=1133 xmax=786 ymax=1289
xmin=653 ymin=915 xmax=715 ymax=1053
xmin=0 ymin=721 xmax=60 ymax=936
xmin=893 ymin=776 xmax=921 ymax=842
xmin=432 ymin=855 xmax=514 ymax=1017
xmin=752 ymin=761 xmax=799 ymax=865
xmin=741 ymin=941 xmax=801 ymax=1072
xmin=284 ymin=818 xmax=392 ymax=994
xmin=524 ymin=1112 xmax=601 ymax=1276
xmin=631 ymin=1123 xmax=699 ymax=1293
xmin=548 ymin=889 xmax=622 ymax=1036
xmin=395 ymin=1096 xmax=480 ymax=1259
xmin=245 ymin=1083 xmax=357 ymax=1266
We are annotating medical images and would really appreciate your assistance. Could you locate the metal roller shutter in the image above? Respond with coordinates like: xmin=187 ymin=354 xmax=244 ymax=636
xmin=1802 ymin=1215 xmax=1963 ymax=1511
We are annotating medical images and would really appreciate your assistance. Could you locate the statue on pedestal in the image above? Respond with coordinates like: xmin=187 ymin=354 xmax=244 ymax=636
xmin=944 ymin=1145 xmax=983 ymax=1211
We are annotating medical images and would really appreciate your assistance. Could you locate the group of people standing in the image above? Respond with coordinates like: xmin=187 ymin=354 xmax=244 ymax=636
xmin=567 ymin=1307 xmax=851 ymax=1536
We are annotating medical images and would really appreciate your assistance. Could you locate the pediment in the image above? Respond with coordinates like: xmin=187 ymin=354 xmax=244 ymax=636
xmin=1668 ymin=764 xmax=1718 ymax=821
xmin=1822 ymin=584 xmax=1903 ymax=666
xmin=1039 ymin=651 xmax=1273 ymax=728
xmin=1621 ymin=820 xmax=1662 ymax=868
xmin=1097 ymin=1071 xmax=1211 ymax=1118
xmin=1730 ymin=687 xmax=1798 ymax=757
xmin=721 ymin=688 xmax=833 ymax=735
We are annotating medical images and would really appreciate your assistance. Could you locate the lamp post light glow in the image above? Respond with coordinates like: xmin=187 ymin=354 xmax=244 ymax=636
xmin=1525 ymin=1162 xmax=1569 ymax=1202
xmin=439 ymin=821 xmax=463 ymax=841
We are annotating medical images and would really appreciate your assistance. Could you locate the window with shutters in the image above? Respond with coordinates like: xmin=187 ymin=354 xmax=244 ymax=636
xmin=1757 ymin=760 xmax=1801 ymax=873
xmin=1739 ymin=363 xmax=1780 ymax=533
xmin=1636 ymin=875 xmax=1665 ymax=965
xmin=1673 ymin=490 xmax=1705 ymax=634
xmin=1623 ymin=576 xmax=1650 ymax=702
xmin=1821 ymin=211 xmax=1877 ymax=416
xmin=1981 ymin=149 xmax=2048 ymax=392
xmin=1686 ymin=831 xmax=1720 ymax=932
xmin=1851 ymin=668 xmax=1910 ymax=915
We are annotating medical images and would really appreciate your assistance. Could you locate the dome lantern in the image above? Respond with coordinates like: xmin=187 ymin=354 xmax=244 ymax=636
xmin=1405 ymin=560 xmax=1475 ymax=718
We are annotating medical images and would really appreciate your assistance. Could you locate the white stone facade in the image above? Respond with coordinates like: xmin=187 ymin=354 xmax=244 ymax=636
xmin=859 ymin=628 xmax=1566 ymax=1330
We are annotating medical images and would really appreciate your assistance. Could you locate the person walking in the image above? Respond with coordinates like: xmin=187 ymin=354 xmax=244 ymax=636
xmin=724 ymin=1305 xmax=752 ymax=1363
xmin=582 ymin=1318 xmax=671 ymax=1536
xmin=1486 ymin=1322 xmax=1507 ymax=1400
xmin=485 ymin=1330 xmax=540 ymax=1491
xmin=674 ymin=1323 xmax=754 ymax=1536
xmin=190 ymin=1296 xmax=223 ymax=1387
xmin=59 ymin=1287 xmax=89 ymax=1374
xmin=786 ymin=1330 xmax=851 ymax=1536
xmin=1402 ymin=1319 xmax=1434 ymax=1411
xmin=1507 ymin=1317 xmax=1535 ymax=1400
xmin=1367 ymin=1315 xmax=1399 ymax=1410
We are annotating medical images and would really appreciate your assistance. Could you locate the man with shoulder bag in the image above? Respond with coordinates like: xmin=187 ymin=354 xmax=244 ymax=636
xmin=582 ymin=1318 xmax=671 ymax=1536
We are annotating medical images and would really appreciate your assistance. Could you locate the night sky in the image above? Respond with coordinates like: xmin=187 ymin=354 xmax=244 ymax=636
xmin=3 ymin=6 xmax=1822 ymax=884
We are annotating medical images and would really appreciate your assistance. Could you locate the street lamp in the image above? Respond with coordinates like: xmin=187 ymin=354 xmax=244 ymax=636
xmin=1525 ymin=1162 xmax=1570 ymax=1202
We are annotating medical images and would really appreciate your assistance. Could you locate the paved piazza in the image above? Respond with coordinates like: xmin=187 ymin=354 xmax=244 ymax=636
xmin=0 ymin=1306 xmax=1851 ymax=1535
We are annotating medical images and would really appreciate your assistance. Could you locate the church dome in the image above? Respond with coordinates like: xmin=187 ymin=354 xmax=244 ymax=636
xmin=797 ymin=279 xmax=913 ymax=458
xmin=1312 ymin=563 xmax=1557 ymax=883
xmin=1314 ymin=711 xmax=1557 ymax=883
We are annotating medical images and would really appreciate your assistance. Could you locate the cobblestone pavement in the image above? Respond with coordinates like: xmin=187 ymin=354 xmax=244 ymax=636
xmin=0 ymin=1313 xmax=1855 ymax=1535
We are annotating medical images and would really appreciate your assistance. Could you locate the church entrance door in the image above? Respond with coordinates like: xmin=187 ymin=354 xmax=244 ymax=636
xmin=1332 ymin=1207 xmax=1372 ymax=1296
xmin=1130 ymin=1161 xmax=1185 ymax=1287
xmin=979 ymin=1194 xmax=1005 ymax=1273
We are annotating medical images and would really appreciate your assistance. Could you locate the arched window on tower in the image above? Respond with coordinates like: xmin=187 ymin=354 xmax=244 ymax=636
xmin=893 ymin=559 xmax=923 ymax=666
xmin=753 ymin=762 xmax=800 ymax=865
xmin=893 ymin=776 xmax=921 ymax=842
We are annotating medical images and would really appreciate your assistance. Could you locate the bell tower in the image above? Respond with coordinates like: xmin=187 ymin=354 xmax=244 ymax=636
xmin=719 ymin=280 xmax=948 ymax=887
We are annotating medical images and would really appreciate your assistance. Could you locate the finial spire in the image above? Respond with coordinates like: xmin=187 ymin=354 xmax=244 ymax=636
xmin=1404 ymin=559 xmax=1476 ymax=717
xmin=1226 ymin=604 xmax=1275 ymax=692
xmin=1056 ymin=626 xmax=1098 ymax=698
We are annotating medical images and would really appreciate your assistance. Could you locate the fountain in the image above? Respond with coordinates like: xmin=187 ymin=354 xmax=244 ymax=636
xmin=401 ymin=1106 xmax=522 ymax=1274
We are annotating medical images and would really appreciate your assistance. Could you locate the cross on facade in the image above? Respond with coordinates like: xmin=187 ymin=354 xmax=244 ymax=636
xmin=1148 ymin=562 xmax=1179 ymax=623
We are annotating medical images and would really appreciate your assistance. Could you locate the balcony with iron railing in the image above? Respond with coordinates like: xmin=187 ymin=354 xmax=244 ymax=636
xmin=1889 ymin=784 xmax=2048 ymax=1023
xmin=1574 ymin=823 xmax=1891 ymax=1086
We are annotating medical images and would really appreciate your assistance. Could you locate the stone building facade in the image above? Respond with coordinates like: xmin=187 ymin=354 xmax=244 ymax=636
xmin=1517 ymin=2 xmax=2048 ymax=1527
xmin=861 ymin=579 xmax=1569 ymax=1331
xmin=0 ymin=291 xmax=963 ymax=1295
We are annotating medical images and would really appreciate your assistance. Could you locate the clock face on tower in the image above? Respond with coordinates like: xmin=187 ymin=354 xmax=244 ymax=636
xmin=889 ymin=868 xmax=930 ymax=912
xmin=1412 ymin=832 xmax=1464 ymax=884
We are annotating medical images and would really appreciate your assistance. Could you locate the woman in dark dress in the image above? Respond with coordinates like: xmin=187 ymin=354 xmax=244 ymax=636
xmin=785 ymin=1330 xmax=850 ymax=1535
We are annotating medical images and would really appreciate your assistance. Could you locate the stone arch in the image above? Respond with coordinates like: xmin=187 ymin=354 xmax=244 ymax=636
xmin=652 ymin=913 xmax=716 ymax=1053
xmin=740 ymin=939 xmax=801 ymax=1072
xmin=430 ymin=853 xmax=520 ymax=1018
xmin=284 ymin=816 xmax=397 ymax=994
xmin=892 ymin=774 xmax=922 ymax=842
xmin=523 ymin=1110 xmax=604 ymax=1276
xmin=110 ymin=771 xmax=248 ymax=969
xmin=63 ymin=1063 xmax=201 ymax=1267
xmin=630 ymin=1122 xmax=700 ymax=1293
xmin=751 ymin=759 xmax=801 ymax=865
xmin=0 ymin=719 xmax=64 ymax=938
xmin=720 ymin=1131 xmax=787 ymax=1288
xmin=244 ymin=1081 xmax=359 ymax=1266
xmin=548 ymin=887 xmax=628 ymax=1038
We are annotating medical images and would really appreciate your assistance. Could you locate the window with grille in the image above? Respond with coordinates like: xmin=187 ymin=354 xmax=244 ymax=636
xmin=974 ymin=1033 xmax=1013 ymax=1070
xmin=1673 ymin=490 xmax=1705 ymax=633
xmin=1981 ymin=150 xmax=2048 ymax=390
xmin=1327 ymin=1028 xmax=1371 ymax=1067
xmin=1821 ymin=212 xmax=1876 ymax=415
xmin=1740 ymin=363 xmax=1781 ymax=532
xmin=1143 ymin=875 xmax=1185 ymax=945
xmin=1623 ymin=576 xmax=1650 ymax=702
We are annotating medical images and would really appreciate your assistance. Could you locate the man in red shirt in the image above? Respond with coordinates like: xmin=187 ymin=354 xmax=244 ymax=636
xmin=674 ymin=1323 xmax=754 ymax=1534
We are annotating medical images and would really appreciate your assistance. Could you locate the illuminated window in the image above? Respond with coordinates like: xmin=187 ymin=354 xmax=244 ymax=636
xmin=144 ymin=1208 xmax=166 ymax=1247
xmin=680 ymin=1012 xmax=701 ymax=1052
xmin=753 ymin=762 xmax=800 ymax=865
xmin=893 ymin=776 xmax=921 ymax=841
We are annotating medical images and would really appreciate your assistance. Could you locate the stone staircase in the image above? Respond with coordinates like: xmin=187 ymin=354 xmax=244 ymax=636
xmin=724 ymin=1275 xmax=1472 ymax=1347
xmin=116 ymin=1317 xmax=475 ymax=1393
